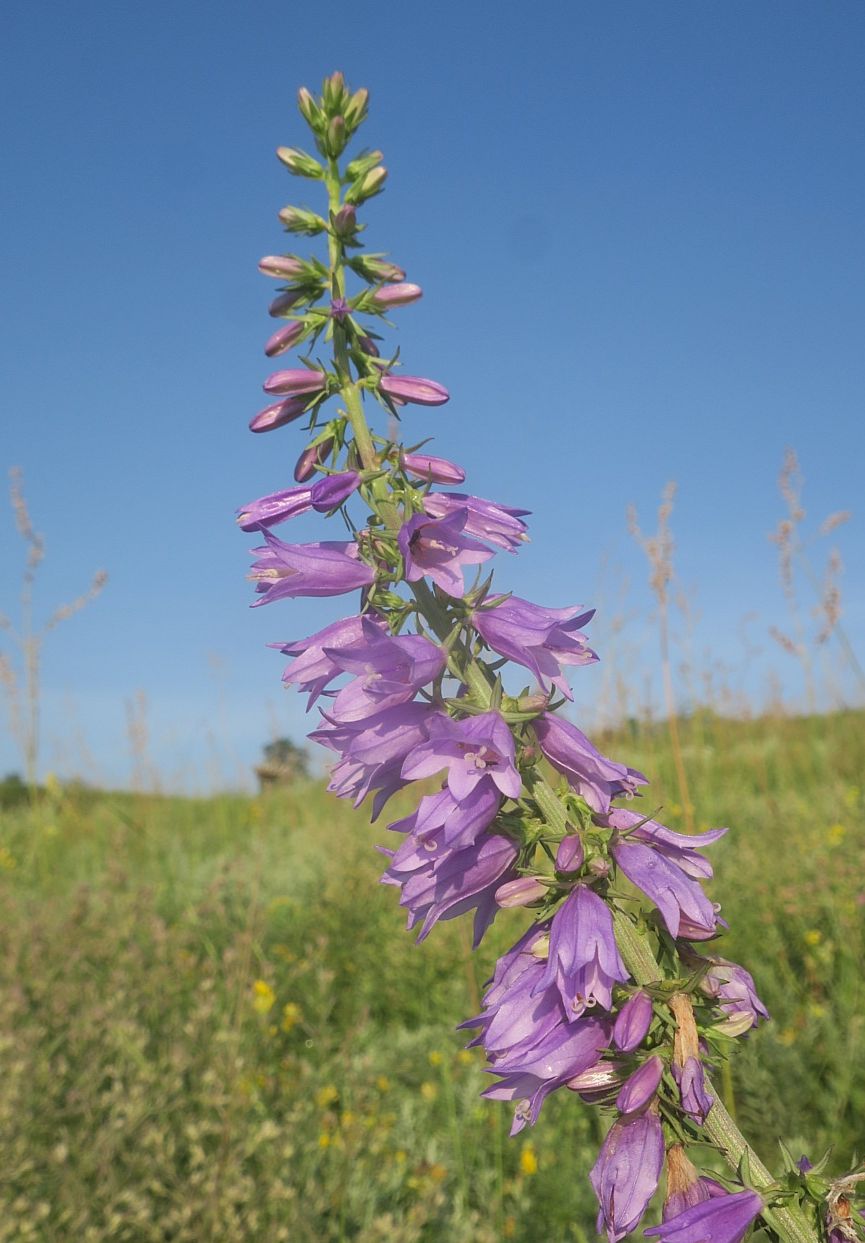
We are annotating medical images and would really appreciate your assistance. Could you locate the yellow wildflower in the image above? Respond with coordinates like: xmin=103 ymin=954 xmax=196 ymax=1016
xmin=420 ymin=1081 xmax=438 ymax=1102
xmin=281 ymin=1002 xmax=301 ymax=1032
xmin=252 ymin=979 xmax=276 ymax=1014
xmin=315 ymin=1084 xmax=339 ymax=1109
xmin=428 ymin=1050 xmax=443 ymax=1067
xmin=520 ymin=1144 xmax=538 ymax=1176
xmin=804 ymin=929 xmax=822 ymax=947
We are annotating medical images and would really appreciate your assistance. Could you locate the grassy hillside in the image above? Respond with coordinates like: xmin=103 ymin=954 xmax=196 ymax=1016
xmin=1 ymin=709 xmax=863 ymax=1242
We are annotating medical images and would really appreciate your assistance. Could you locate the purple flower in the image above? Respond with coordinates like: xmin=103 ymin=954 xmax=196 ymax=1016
xmin=616 ymin=1056 xmax=663 ymax=1115
xmin=371 ymin=282 xmax=422 ymax=307
xmin=381 ymin=831 xmax=518 ymax=947
xmin=687 ymin=953 xmax=769 ymax=1035
xmin=482 ymin=1014 xmax=612 ymax=1134
xmin=423 ymin=493 xmax=529 ymax=552
xmin=249 ymin=396 xmax=309 ymax=433
xmin=263 ymin=367 xmax=328 ymax=397
xmin=472 ymin=596 xmax=596 ymax=697
xmin=258 ymin=254 xmax=305 ymax=279
xmin=248 ymin=531 xmax=374 ymax=605
xmin=264 ymin=321 xmax=306 ymax=357
xmin=324 ymin=623 xmax=446 ymax=722
xmin=275 ymin=614 xmax=378 ymax=709
xmin=330 ymin=297 xmax=350 ymax=321
xmin=645 ymin=1190 xmax=763 ymax=1243
xmin=605 ymin=809 xmax=728 ymax=880
xmin=672 ymin=1056 xmax=713 ymax=1124
xmin=401 ymin=710 xmax=522 ymax=802
xmin=401 ymin=452 xmax=466 ymax=485
xmin=591 ymin=1111 xmax=665 ymax=1243
xmin=380 ymin=374 xmax=450 ymax=406
xmin=388 ymin=781 xmax=501 ymax=852
xmin=534 ymin=715 xmax=648 ymax=813
xmin=611 ymin=836 xmax=720 ymax=940
xmin=534 ymin=885 xmax=629 ymax=1015
xmin=398 ymin=511 xmax=494 ymax=598
xmin=311 ymin=701 xmax=435 ymax=817
xmin=269 ymin=289 xmax=306 ymax=317
xmin=556 ymin=835 xmax=584 ymax=872
xmin=613 ymin=991 xmax=654 ymax=1052
xmin=495 ymin=876 xmax=547 ymax=908
xmin=236 ymin=472 xmax=360 ymax=531
xmin=295 ymin=437 xmax=334 ymax=482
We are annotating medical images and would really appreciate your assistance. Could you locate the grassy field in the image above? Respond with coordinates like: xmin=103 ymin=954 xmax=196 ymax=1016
xmin=1 ymin=708 xmax=863 ymax=1242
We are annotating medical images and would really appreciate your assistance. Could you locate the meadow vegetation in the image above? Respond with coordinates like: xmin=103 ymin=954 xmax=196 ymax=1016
xmin=1 ymin=707 xmax=862 ymax=1242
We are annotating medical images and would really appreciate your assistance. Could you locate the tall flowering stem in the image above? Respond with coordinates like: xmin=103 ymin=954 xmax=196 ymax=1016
xmin=238 ymin=73 xmax=853 ymax=1243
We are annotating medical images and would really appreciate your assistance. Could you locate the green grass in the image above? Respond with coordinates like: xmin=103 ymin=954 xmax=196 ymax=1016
xmin=0 ymin=709 xmax=863 ymax=1242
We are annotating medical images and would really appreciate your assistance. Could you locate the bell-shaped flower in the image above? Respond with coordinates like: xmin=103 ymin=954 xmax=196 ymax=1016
xmin=685 ymin=951 xmax=769 ymax=1035
xmin=645 ymin=1189 xmax=763 ymax=1243
xmin=248 ymin=532 xmax=374 ymax=605
xmin=534 ymin=885 xmax=629 ymax=1016
xmin=534 ymin=715 xmax=647 ymax=813
xmin=324 ymin=622 xmax=446 ymax=722
xmin=605 ymin=809 xmax=727 ymax=880
xmin=264 ymin=320 xmax=306 ymax=357
xmin=388 ymin=781 xmax=501 ymax=853
xmin=398 ymin=510 xmax=494 ymax=598
xmin=381 ymin=831 xmax=518 ymax=947
xmin=669 ymin=993 xmax=713 ymax=1124
xmin=591 ymin=1110 xmax=665 ymax=1243
xmin=481 ymin=1013 xmax=612 ymax=1135
xmin=401 ymin=710 xmax=521 ymax=802
xmin=275 ymin=614 xmax=380 ymax=709
xmin=609 ymin=824 xmax=721 ymax=941
xmin=472 ymin=596 xmax=597 ymax=698
xmin=236 ymin=472 xmax=360 ymax=531
xmin=310 ymin=701 xmax=435 ymax=818
xmin=423 ymin=492 xmax=529 ymax=551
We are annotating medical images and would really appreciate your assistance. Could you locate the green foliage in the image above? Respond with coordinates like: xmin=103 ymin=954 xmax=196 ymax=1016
xmin=0 ymin=709 xmax=862 ymax=1240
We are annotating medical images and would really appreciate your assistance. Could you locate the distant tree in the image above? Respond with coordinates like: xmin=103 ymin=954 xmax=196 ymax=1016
xmin=260 ymin=738 xmax=310 ymax=778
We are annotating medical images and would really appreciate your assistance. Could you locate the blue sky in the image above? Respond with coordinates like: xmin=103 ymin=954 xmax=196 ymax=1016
xmin=2 ymin=2 xmax=863 ymax=789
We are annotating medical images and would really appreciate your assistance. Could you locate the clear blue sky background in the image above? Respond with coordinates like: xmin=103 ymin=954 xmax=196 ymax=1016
xmin=2 ymin=1 xmax=863 ymax=790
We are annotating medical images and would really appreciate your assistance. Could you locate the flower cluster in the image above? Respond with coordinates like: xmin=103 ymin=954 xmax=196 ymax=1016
xmin=237 ymin=72 xmax=843 ymax=1243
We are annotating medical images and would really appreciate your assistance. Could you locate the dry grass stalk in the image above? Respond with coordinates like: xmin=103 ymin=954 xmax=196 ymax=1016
xmin=0 ymin=467 xmax=108 ymax=786
xmin=628 ymin=482 xmax=695 ymax=834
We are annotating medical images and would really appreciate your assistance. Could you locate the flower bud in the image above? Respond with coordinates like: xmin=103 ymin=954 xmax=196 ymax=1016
xmin=587 ymin=856 xmax=610 ymax=878
xmin=269 ymin=290 xmax=305 ymax=318
xmin=263 ymin=368 xmax=327 ymax=397
xmin=278 ymin=206 xmax=327 ymax=236
xmin=258 ymin=255 xmax=305 ymax=280
xmin=264 ymin=321 xmax=305 ymax=358
xmin=566 ymin=1061 xmax=622 ymax=1105
xmin=295 ymin=436 xmax=334 ymax=482
xmin=556 ymin=835 xmax=584 ymax=873
xmin=349 ymin=254 xmax=405 ymax=283
xmin=615 ymin=1056 xmax=663 ymax=1116
xmin=249 ymin=397 xmax=309 ymax=434
xmin=331 ymin=205 xmax=357 ymax=238
xmin=276 ymin=146 xmax=324 ymax=179
xmin=343 ymin=87 xmax=369 ymax=131
xmin=345 ymin=149 xmax=383 ymax=181
xmin=612 ymin=990 xmax=653 ymax=1053
xmin=401 ymin=452 xmax=466 ymax=485
xmin=322 ymin=70 xmax=346 ymax=111
xmin=380 ymin=375 xmax=449 ymax=407
xmin=326 ymin=115 xmax=348 ymax=157
xmin=297 ymin=86 xmax=319 ymax=126
xmin=346 ymin=165 xmax=387 ymax=206
xmin=357 ymin=335 xmax=380 ymax=358
xmin=494 ymin=876 xmax=546 ymax=908
xmin=372 ymin=282 xmax=423 ymax=308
